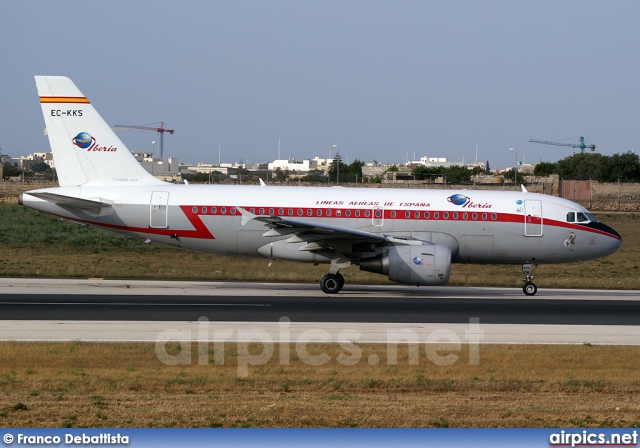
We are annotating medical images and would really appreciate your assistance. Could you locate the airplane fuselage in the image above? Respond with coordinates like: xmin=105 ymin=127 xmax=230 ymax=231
xmin=21 ymin=184 xmax=621 ymax=266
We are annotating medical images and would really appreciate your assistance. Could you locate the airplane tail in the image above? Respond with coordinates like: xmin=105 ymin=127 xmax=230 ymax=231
xmin=35 ymin=76 xmax=163 ymax=187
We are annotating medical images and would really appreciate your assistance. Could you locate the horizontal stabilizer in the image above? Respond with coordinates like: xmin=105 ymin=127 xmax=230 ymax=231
xmin=25 ymin=192 xmax=113 ymax=212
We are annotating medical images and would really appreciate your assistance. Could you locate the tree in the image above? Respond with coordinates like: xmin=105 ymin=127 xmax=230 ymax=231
xmin=31 ymin=161 xmax=52 ymax=173
xmin=471 ymin=166 xmax=484 ymax=176
xmin=599 ymin=152 xmax=640 ymax=182
xmin=2 ymin=163 xmax=22 ymax=179
xmin=556 ymin=153 xmax=604 ymax=180
xmin=299 ymin=169 xmax=327 ymax=183
xmin=328 ymin=157 xmax=363 ymax=183
xmin=534 ymin=162 xmax=557 ymax=177
xmin=442 ymin=165 xmax=472 ymax=184
xmin=413 ymin=165 xmax=444 ymax=176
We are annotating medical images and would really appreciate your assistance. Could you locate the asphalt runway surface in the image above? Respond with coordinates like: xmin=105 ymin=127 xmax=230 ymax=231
xmin=0 ymin=278 xmax=638 ymax=325
xmin=1 ymin=279 xmax=638 ymax=344
xmin=1 ymin=292 xmax=640 ymax=326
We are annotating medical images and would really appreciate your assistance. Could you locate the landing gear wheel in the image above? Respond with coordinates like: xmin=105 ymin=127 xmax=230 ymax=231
xmin=320 ymin=273 xmax=343 ymax=294
xmin=520 ymin=263 xmax=538 ymax=296
xmin=523 ymin=282 xmax=537 ymax=296
xmin=335 ymin=272 xmax=345 ymax=290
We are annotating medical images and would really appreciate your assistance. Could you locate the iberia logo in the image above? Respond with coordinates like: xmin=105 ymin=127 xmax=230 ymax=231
xmin=447 ymin=194 xmax=469 ymax=206
xmin=72 ymin=132 xmax=117 ymax=152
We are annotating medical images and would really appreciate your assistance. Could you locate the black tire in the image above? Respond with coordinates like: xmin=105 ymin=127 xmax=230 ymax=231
xmin=523 ymin=282 xmax=537 ymax=296
xmin=336 ymin=272 xmax=345 ymax=289
xmin=320 ymin=274 xmax=343 ymax=294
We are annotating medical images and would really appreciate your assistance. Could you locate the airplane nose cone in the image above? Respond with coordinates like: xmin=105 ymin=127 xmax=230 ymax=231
xmin=605 ymin=232 xmax=622 ymax=256
xmin=586 ymin=221 xmax=622 ymax=257
xmin=600 ymin=223 xmax=622 ymax=256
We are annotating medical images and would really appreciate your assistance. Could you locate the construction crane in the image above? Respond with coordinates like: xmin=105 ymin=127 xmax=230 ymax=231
xmin=113 ymin=122 xmax=174 ymax=161
xmin=529 ymin=136 xmax=595 ymax=154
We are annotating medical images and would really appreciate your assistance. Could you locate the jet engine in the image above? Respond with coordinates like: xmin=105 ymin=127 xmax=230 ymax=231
xmin=359 ymin=244 xmax=451 ymax=286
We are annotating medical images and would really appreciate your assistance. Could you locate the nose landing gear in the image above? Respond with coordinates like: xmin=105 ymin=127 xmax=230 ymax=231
xmin=521 ymin=263 xmax=538 ymax=296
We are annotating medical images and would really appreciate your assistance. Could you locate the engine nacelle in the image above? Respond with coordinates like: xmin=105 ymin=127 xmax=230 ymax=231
xmin=360 ymin=244 xmax=451 ymax=286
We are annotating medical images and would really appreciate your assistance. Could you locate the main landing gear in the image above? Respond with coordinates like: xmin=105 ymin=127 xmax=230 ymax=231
xmin=320 ymin=258 xmax=350 ymax=294
xmin=320 ymin=272 xmax=345 ymax=294
xmin=521 ymin=263 xmax=538 ymax=296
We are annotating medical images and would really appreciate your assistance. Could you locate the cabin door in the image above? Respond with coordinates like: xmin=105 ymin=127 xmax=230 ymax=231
xmin=150 ymin=191 xmax=169 ymax=229
xmin=524 ymin=200 xmax=543 ymax=237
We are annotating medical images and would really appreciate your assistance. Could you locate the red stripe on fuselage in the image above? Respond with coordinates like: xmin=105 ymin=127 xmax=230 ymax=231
xmin=43 ymin=204 xmax=619 ymax=242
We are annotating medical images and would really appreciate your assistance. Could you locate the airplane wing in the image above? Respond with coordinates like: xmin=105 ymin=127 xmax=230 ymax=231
xmin=24 ymin=192 xmax=113 ymax=213
xmin=238 ymin=207 xmax=423 ymax=246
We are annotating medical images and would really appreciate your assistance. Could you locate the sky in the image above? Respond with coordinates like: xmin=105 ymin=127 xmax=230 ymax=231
xmin=1 ymin=1 xmax=639 ymax=169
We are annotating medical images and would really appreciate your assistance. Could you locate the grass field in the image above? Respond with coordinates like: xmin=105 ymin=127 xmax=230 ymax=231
xmin=0 ymin=342 xmax=639 ymax=428
xmin=1 ymin=204 xmax=639 ymax=427
xmin=0 ymin=204 xmax=638 ymax=289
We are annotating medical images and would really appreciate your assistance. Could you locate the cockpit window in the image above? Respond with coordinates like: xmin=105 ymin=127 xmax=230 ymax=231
xmin=567 ymin=211 xmax=595 ymax=223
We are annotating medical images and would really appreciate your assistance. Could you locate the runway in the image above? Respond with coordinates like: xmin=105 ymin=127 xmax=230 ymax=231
xmin=0 ymin=278 xmax=638 ymax=344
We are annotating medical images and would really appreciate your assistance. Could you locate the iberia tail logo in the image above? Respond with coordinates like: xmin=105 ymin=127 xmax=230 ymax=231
xmin=72 ymin=132 xmax=117 ymax=152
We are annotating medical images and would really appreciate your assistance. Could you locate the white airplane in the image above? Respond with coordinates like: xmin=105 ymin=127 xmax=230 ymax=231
xmin=21 ymin=76 xmax=622 ymax=296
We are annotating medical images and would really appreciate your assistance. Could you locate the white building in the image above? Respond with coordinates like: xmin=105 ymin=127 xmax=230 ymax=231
xmin=267 ymin=159 xmax=320 ymax=172
xmin=132 ymin=152 xmax=181 ymax=181
xmin=416 ymin=156 xmax=457 ymax=168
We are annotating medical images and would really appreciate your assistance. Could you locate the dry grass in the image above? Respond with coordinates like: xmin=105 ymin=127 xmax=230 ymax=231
xmin=0 ymin=342 xmax=639 ymax=428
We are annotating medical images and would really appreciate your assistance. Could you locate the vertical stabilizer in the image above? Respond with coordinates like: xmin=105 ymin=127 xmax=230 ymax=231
xmin=35 ymin=76 xmax=163 ymax=187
